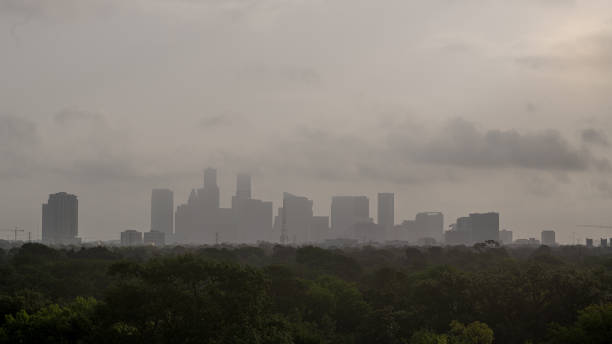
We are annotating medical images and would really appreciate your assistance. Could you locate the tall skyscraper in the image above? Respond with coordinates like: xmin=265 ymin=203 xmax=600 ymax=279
xmin=236 ymin=173 xmax=252 ymax=200
xmin=331 ymin=196 xmax=369 ymax=237
xmin=541 ymin=230 xmax=556 ymax=246
xmin=377 ymin=193 xmax=394 ymax=229
xmin=470 ymin=212 xmax=500 ymax=243
xmin=280 ymin=192 xmax=313 ymax=244
xmin=151 ymin=189 xmax=173 ymax=235
xmin=201 ymin=168 xmax=220 ymax=210
xmin=42 ymin=192 xmax=79 ymax=245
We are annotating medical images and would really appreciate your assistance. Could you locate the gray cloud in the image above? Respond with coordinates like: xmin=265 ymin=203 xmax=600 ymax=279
xmin=581 ymin=128 xmax=609 ymax=146
xmin=0 ymin=116 xmax=39 ymax=178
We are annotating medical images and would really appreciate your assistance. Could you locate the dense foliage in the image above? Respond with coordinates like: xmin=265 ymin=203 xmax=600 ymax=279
xmin=1 ymin=242 xmax=612 ymax=343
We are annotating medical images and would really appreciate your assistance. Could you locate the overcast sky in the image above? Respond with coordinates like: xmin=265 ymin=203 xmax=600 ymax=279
xmin=2 ymin=0 xmax=612 ymax=243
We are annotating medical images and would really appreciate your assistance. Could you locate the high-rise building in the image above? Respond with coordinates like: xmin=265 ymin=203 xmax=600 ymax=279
xmin=469 ymin=212 xmax=499 ymax=243
xmin=601 ymin=238 xmax=608 ymax=248
xmin=586 ymin=238 xmax=594 ymax=248
xmin=232 ymin=174 xmax=273 ymax=243
xmin=201 ymin=168 xmax=220 ymax=210
xmin=42 ymin=192 xmax=79 ymax=245
xmin=331 ymin=196 xmax=369 ymax=238
xmin=415 ymin=212 xmax=444 ymax=242
xmin=500 ymin=229 xmax=513 ymax=245
xmin=377 ymin=193 xmax=394 ymax=230
xmin=236 ymin=173 xmax=252 ymax=200
xmin=310 ymin=216 xmax=330 ymax=242
xmin=151 ymin=189 xmax=173 ymax=235
xmin=541 ymin=230 xmax=556 ymax=246
xmin=280 ymin=192 xmax=313 ymax=244
xmin=144 ymin=230 xmax=165 ymax=246
xmin=121 ymin=230 xmax=143 ymax=246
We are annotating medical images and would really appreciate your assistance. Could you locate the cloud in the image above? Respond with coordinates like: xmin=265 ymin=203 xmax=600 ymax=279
xmin=0 ymin=116 xmax=39 ymax=178
xmin=581 ymin=128 xmax=609 ymax=146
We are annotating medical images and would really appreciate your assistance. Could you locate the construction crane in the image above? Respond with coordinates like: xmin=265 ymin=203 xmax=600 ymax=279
xmin=0 ymin=227 xmax=25 ymax=241
xmin=577 ymin=225 xmax=612 ymax=229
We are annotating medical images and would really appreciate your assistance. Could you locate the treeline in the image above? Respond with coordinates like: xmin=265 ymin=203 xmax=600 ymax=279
xmin=1 ymin=243 xmax=612 ymax=343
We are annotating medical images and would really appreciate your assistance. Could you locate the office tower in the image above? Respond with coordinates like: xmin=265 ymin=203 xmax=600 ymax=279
xmin=393 ymin=220 xmax=415 ymax=242
xmin=331 ymin=196 xmax=369 ymax=237
xmin=469 ymin=212 xmax=499 ymax=243
xmin=541 ymin=230 xmax=556 ymax=246
xmin=415 ymin=212 xmax=444 ymax=242
xmin=310 ymin=216 xmax=330 ymax=242
xmin=144 ymin=231 xmax=165 ymax=246
xmin=202 ymin=168 xmax=220 ymax=210
xmin=500 ymin=229 xmax=513 ymax=245
xmin=280 ymin=192 xmax=313 ymax=244
xmin=586 ymin=238 xmax=594 ymax=248
xmin=236 ymin=173 xmax=251 ymax=200
xmin=232 ymin=174 xmax=273 ymax=243
xmin=601 ymin=238 xmax=608 ymax=248
xmin=151 ymin=189 xmax=173 ymax=235
xmin=121 ymin=230 xmax=143 ymax=246
xmin=42 ymin=192 xmax=79 ymax=245
xmin=377 ymin=193 xmax=394 ymax=229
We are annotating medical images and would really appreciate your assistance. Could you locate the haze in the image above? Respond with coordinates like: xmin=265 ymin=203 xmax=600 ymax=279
xmin=1 ymin=0 xmax=612 ymax=242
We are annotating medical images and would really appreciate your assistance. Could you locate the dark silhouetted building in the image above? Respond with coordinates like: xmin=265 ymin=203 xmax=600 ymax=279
xmin=280 ymin=192 xmax=313 ymax=244
xmin=601 ymin=238 xmax=608 ymax=248
xmin=232 ymin=174 xmax=273 ymax=243
xmin=151 ymin=189 xmax=173 ymax=235
xmin=541 ymin=230 xmax=556 ymax=246
xmin=377 ymin=193 xmax=394 ymax=230
xmin=470 ymin=212 xmax=499 ymax=243
xmin=586 ymin=238 xmax=594 ymax=248
xmin=331 ymin=196 xmax=369 ymax=238
xmin=500 ymin=229 xmax=513 ymax=245
xmin=42 ymin=192 xmax=79 ymax=245
xmin=144 ymin=230 xmax=165 ymax=246
xmin=415 ymin=212 xmax=444 ymax=243
xmin=121 ymin=230 xmax=143 ymax=246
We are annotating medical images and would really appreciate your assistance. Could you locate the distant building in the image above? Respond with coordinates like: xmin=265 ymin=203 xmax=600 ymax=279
xmin=586 ymin=238 xmax=594 ymax=248
xmin=470 ymin=213 xmax=499 ymax=243
xmin=445 ymin=229 xmax=470 ymax=246
xmin=280 ymin=192 xmax=314 ymax=244
xmin=500 ymin=229 xmax=513 ymax=245
xmin=144 ymin=231 xmax=165 ymax=246
xmin=352 ymin=220 xmax=381 ymax=242
xmin=415 ymin=212 xmax=444 ymax=243
xmin=42 ymin=192 xmax=79 ymax=245
xmin=310 ymin=216 xmax=330 ymax=242
xmin=514 ymin=238 xmax=540 ymax=246
xmin=151 ymin=189 xmax=173 ymax=235
xmin=331 ymin=196 xmax=370 ymax=238
xmin=541 ymin=230 xmax=556 ymax=246
xmin=377 ymin=193 xmax=394 ymax=230
xmin=393 ymin=220 xmax=415 ymax=242
xmin=232 ymin=174 xmax=273 ymax=243
xmin=121 ymin=230 xmax=143 ymax=246
xmin=601 ymin=238 xmax=608 ymax=248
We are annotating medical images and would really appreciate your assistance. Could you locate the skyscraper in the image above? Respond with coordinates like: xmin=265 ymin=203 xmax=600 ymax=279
xmin=415 ymin=212 xmax=444 ymax=242
xmin=377 ymin=193 xmax=394 ymax=230
xmin=470 ymin=212 xmax=499 ymax=243
xmin=331 ymin=196 xmax=369 ymax=237
xmin=236 ymin=173 xmax=252 ymax=200
xmin=151 ymin=189 xmax=173 ymax=235
xmin=202 ymin=168 xmax=220 ymax=210
xmin=280 ymin=192 xmax=313 ymax=244
xmin=42 ymin=192 xmax=78 ymax=245
xmin=541 ymin=230 xmax=556 ymax=246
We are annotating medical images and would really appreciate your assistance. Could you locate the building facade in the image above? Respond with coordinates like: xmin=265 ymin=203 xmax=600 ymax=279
xmin=42 ymin=192 xmax=79 ymax=245
xmin=151 ymin=189 xmax=173 ymax=235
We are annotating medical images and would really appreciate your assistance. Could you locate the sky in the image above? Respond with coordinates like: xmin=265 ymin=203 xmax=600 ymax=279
xmin=1 ymin=0 xmax=612 ymax=243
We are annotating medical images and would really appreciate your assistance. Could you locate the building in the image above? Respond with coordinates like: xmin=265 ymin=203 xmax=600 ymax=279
xmin=144 ymin=231 xmax=165 ymax=246
xmin=331 ymin=196 xmax=370 ymax=238
xmin=415 ymin=212 xmax=444 ymax=243
xmin=280 ymin=192 xmax=314 ymax=244
xmin=377 ymin=193 xmax=394 ymax=230
xmin=393 ymin=220 xmax=415 ymax=242
xmin=175 ymin=168 xmax=236 ymax=244
xmin=310 ymin=216 xmax=330 ymax=242
xmin=601 ymin=238 xmax=608 ymax=248
xmin=445 ymin=229 xmax=470 ymax=246
xmin=232 ymin=174 xmax=273 ymax=243
xmin=121 ymin=230 xmax=143 ymax=246
xmin=42 ymin=192 xmax=79 ymax=245
xmin=500 ymin=229 xmax=513 ymax=245
xmin=151 ymin=189 xmax=173 ymax=235
xmin=541 ymin=230 xmax=556 ymax=246
xmin=586 ymin=238 xmax=594 ymax=248
xmin=514 ymin=238 xmax=540 ymax=246
xmin=470 ymin=212 xmax=499 ymax=243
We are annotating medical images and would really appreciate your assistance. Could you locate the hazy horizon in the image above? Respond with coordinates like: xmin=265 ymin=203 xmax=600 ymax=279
xmin=2 ymin=0 xmax=612 ymax=243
